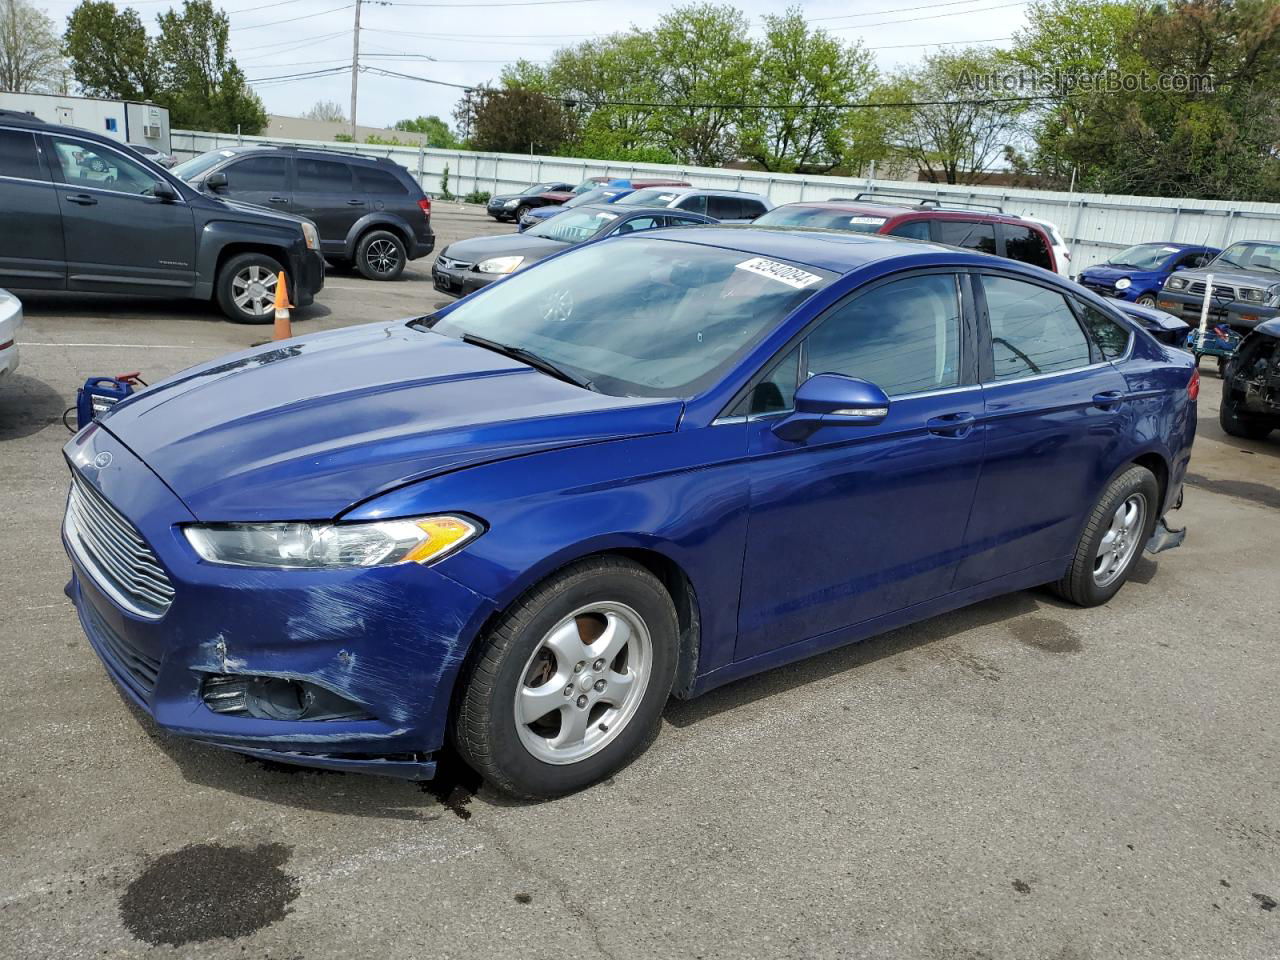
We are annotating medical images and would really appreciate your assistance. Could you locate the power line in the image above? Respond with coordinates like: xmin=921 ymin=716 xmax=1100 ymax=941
xmin=380 ymin=0 xmax=606 ymax=6
xmin=229 ymin=3 xmax=353 ymax=31
xmin=810 ymin=0 xmax=1003 ymax=23
xmin=827 ymin=0 xmax=1028 ymax=31
xmin=235 ymin=29 xmax=348 ymax=51
xmin=869 ymin=35 xmax=1012 ymax=49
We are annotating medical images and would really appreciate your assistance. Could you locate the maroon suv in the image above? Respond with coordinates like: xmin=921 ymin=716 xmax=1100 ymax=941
xmin=755 ymin=194 xmax=1058 ymax=273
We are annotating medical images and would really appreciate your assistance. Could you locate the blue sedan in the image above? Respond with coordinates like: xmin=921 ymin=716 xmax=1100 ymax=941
xmin=518 ymin=184 xmax=634 ymax=231
xmin=1078 ymin=242 xmax=1218 ymax=306
xmin=62 ymin=228 xmax=1198 ymax=797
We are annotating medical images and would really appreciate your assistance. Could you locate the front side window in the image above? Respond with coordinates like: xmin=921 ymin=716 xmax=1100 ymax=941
xmin=612 ymin=216 xmax=663 ymax=234
xmin=226 ymin=155 xmax=288 ymax=192
xmin=0 ymin=129 xmax=43 ymax=180
xmin=48 ymin=137 xmax=160 ymax=195
xmin=426 ymin=238 xmax=834 ymax=397
xmin=1003 ymin=225 xmax=1054 ymax=270
xmin=982 ymin=275 xmax=1091 ymax=380
xmin=804 ymin=273 xmax=962 ymax=397
xmin=935 ymin=220 xmax=997 ymax=256
xmin=1076 ymin=301 xmax=1131 ymax=359
xmin=296 ymin=158 xmax=352 ymax=192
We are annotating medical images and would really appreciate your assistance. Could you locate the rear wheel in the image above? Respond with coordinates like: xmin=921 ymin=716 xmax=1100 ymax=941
xmin=356 ymin=229 xmax=406 ymax=281
xmin=1052 ymin=465 xmax=1158 ymax=607
xmin=216 ymin=252 xmax=283 ymax=324
xmin=454 ymin=557 xmax=678 ymax=799
xmin=1220 ymin=393 xmax=1274 ymax=440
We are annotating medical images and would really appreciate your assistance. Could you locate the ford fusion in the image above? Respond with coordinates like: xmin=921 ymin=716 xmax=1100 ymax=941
xmin=63 ymin=227 xmax=1198 ymax=798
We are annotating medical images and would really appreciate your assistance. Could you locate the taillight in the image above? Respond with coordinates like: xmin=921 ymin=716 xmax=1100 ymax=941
xmin=1188 ymin=366 xmax=1200 ymax=401
xmin=418 ymin=197 xmax=431 ymax=217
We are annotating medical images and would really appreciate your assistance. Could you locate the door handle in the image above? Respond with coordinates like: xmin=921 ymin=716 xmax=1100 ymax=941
xmin=926 ymin=412 xmax=976 ymax=438
xmin=65 ymin=193 xmax=97 ymax=205
xmin=267 ymin=196 xmax=289 ymax=204
xmin=346 ymin=199 xmax=365 ymax=206
xmin=1092 ymin=390 xmax=1125 ymax=408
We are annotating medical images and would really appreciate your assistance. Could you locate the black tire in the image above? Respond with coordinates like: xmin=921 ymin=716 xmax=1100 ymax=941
xmin=454 ymin=557 xmax=678 ymax=799
xmin=514 ymin=204 xmax=531 ymax=222
xmin=355 ymin=229 xmax=406 ymax=281
xmin=1052 ymin=465 xmax=1159 ymax=607
xmin=1135 ymin=294 xmax=1157 ymax=307
xmin=1220 ymin=393 xmax=1274 ymax=440
xmin=215 ymin=251 xmax=285 ymax=325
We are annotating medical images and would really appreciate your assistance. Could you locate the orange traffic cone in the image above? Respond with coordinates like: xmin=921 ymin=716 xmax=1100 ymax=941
xmin=271 ymin=272 xmax=293 ymax=341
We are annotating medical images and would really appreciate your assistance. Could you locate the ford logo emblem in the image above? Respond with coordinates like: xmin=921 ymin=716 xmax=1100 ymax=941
xmin=92 ymin=452 xmax=113 ymax=469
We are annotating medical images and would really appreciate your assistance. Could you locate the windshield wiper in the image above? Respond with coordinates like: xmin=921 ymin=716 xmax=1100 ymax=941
xmin=461 ymin=333 xmax=595 ymax=391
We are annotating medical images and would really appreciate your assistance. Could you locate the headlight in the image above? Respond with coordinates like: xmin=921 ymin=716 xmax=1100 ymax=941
xmin=1166 ymin=276 xmax=1187 ymax=290
xmin=184 ymin=516 xmax=479 ymax=569
xmin=1239 ymin=287 xmax=1265 ymax=303
xmin=503 ymin=198 xmax=519 ymax=207
xmin=301 ymin=222 xmax=319 ymax=251
xmin=1114 ymin=278 xmax=1131 ymax=290
xmin=477 ymin=255 xmax=524 ymax=274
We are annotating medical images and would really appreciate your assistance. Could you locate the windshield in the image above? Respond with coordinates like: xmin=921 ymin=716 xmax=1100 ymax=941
xmin=520 ymin=182 xmax=558 ymax=196
xmin=1106 ymin=243 xmax=1182 ymax=270
xmin=754 ymin=205 xmax=887 ymax=233
xmin=525 ymin=208 xmax=620 ymax=243
xmin=171 ymin=149 xmax=238 ymax=180
xmin=619 ymin=189 xmax=680 ymax=207
xmin=571 ymin=178 xmax=606 ymax=194
xmin=424 ymin=237 xmax=833 ymax=397
xmin=565 ymin=188 xmax=624 ymax=209
xmin=1210 ymin=242 xmax=1280 ymax=274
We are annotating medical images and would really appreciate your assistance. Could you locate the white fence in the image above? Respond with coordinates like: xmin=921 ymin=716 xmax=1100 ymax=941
xmin=172 ymin=128 xmax=1280 ymax=273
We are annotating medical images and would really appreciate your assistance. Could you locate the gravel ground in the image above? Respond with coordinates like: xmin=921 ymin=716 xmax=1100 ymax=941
xmin=1 ymin=207 xmax=1277 ymax=959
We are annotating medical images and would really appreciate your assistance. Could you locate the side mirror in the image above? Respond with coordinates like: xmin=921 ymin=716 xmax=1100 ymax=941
xmin=204 ymin=172 xmax=228 ymax=191
xmin=151 ymin=179 xmax=177 ymax=201
xmin=772 ymin=373 xmax=890 ymax=442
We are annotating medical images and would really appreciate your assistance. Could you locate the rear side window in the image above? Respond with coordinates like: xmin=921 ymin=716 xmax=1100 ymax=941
xmin=676 ymin=194 xmax=708 ymax=215
xmin=740 ymin=199 xmax=768 ymax=219
xmin=0 ymin=129 xmax=44 ymax=180
xmin=982 ymin=275 xmax=1091 ymax=380
xmin=1004 ymin=224 xmax=1054 ymax=270
xmin=887 ymin=219 xmax=930 ymax=240
xmin=357 ymin=166 xmax=409 ymax=195
xmin=936 ymin=219 xmax=997 ymax=255
xmin=805 ymin=273 xmax=962 ymax=396
xmin=706 ymin=195 xmax=742 ymax=219
xmin=296 ymin=158 xmax=353 ymax=192
xmin=226 ymin=155 xmax=287 ymax=191
xmin=1076 ymin=301 xmax=1132 ymax=359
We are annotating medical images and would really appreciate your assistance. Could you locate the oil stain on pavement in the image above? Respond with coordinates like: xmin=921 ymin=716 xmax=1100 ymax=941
xmin=119 ymin=842 xmax=299 ymax=946
xmin=1010 ymin=617 xmax=1083 ymax=654
xmin=1184 ymin=472 xmax=1280 ymax=511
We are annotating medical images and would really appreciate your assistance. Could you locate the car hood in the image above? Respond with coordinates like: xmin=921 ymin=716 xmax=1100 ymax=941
xmin=1081 ymin=263 xmax=1160 ymax=281
xmin=199 ymin=193 xmax=315 ymax=230
xmin=443 ymin=233 xmax=568 ymax=264
xmin=1174 ymin=268 xmax=1279 ymax=290
xmin=96 ymin=321 xmax=682 ymax=521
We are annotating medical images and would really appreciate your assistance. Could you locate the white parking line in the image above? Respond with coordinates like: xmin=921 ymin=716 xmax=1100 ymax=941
xmin=20 ymin=341 xmax=192 ymax=349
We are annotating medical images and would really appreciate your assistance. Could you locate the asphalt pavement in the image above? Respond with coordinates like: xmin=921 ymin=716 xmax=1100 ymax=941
xmin=0 ymin=206 xmax=1277 ymax=959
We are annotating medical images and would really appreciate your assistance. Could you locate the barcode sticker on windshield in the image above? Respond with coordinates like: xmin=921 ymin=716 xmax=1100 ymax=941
xmin=735 ymin=257 xmax=822 ymax=289
xmin=850 ymin=216 xmax=887 ymax=225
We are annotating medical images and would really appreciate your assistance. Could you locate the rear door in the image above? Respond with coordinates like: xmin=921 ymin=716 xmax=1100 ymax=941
xmin=292 ymin=156 xmax=361 ymax=253
xmin=216 ymin=153 xmax=292 ymax=211
xmin=0 ymin=127 xmax=65 ymax=289
xmin=45 ymin=133 xmax=195 ymax=294
xmin=954 ymin=271 xmax=1130 ymax=588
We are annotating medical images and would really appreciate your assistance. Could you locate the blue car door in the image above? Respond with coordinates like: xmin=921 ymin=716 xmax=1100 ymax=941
xmin=735 ymin=271 xmax=986 ymax=662
xmin=953 ymin=271 xmax=1131 ymax=589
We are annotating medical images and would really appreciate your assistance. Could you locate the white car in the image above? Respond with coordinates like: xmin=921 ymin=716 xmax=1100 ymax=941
xmin=1020 ymin=215 xmax=1072 ymax=276
xmin=0 ymin=288 xmax=22 ymax=379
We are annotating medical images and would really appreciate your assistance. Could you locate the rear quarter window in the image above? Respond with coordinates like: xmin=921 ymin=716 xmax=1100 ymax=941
xmin=936 ymin=219 xmax=997 ymax=255
xmin=1004 ymin=224 xmax=1054 ymax=271
xmin=357 ymin=167 xmax=410 ymax=195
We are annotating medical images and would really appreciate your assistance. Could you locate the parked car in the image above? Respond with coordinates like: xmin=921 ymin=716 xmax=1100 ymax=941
xmin=615 ymin=186 xmax=773 ymax=223
xmin=1079 ymin=243 xmax=1218 ymax=306
xmin=518 ymin=185 xmax=634 ymax=231
xmin=0 ymin=111 xmax=324 ymax=323
xmin=1157 ymin=240 xmax=1280 ymax=333
xmin=0 ymin=288 xmax=21 ymax=379
xmin=565 ymin=176 xmax=690 ymax=198
xmin=126 ymin=142 xmax=178 ymax=168
xmin=173 ymin=146 xmax=433 ymax=281
xmin=755 ymin=194 xmax=1059 ymax=273
xmin=432 ymin=204 xmax=714 ymax=297
xmin=63 ymin=226 xmax=1196 ymax=796
xmin=485 ymin=181 xmax=575 ymax=222
xmin=1219 ymin=318 xmax=1280 ymax=440
xmin=1111 ymin=299 xmax=1192 ymax=347
xmin=1019 ymin=215 xmax=1072 ymax=275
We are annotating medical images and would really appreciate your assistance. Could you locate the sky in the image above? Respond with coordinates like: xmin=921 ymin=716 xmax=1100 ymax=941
xmin=35 ymin=0 xmax=1032 ymax=130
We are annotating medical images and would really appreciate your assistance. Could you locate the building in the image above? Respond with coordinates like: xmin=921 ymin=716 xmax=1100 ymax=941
xmin=266 ymin=114 xmax=435 ymax=146
xmin=0 ymin=92 xmax=171 ymax=152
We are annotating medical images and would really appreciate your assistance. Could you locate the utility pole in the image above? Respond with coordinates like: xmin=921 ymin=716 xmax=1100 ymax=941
xmin=349 ymin=0 xmax=361 ymax=139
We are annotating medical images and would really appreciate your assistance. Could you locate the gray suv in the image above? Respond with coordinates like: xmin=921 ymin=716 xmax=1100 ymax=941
xmin=614 ymin=187 xmax=773 ymax=222
xmin=174 ymin=146 xmax=434 ymax=281
xmin=0 ymin=111 xmax=325 ymax=324
xmin=1157 ymin=240 xmax=1280 ymax=333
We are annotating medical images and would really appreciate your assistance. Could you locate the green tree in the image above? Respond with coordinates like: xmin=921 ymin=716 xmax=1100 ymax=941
xmin=0 ymin=0 xmax=63 ymax=93
xmin=463 ymin=85 xmax=572 ymax=154
xmin=738 ymin=8 xmax=878 ymax=172
xmin=156 ymin=0 xmax=266 ymax=134
xmin=392 ymin=115 xmax=460 ymax=148
xmin=64 ymin=1 xmax=158 ymax=100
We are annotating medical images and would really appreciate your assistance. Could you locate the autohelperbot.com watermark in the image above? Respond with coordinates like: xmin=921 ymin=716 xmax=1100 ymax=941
xmin=961 ymin=68 xmax=1215 ymax=96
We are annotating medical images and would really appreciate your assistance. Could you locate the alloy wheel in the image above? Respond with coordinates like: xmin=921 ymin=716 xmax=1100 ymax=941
xmin=231 ymin=265 xmax=277 ymax=317
xmin=514 ymin=601 xmax=652 ymax=765
xmin=1093 ymin=494 xmax=1146 ymax=587
xmin=365 ymin=239 xmax=401 ymax=275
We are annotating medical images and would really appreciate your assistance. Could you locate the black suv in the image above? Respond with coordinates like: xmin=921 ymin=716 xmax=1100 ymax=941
xmin=174 ymin=146 xmax=434 ymax=281
xmin=0 ymin=111 xmax=324 ymax=323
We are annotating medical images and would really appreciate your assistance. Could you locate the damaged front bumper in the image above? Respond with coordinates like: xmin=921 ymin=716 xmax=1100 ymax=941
xmin=62 ymin=425 xmax=495 ymax=780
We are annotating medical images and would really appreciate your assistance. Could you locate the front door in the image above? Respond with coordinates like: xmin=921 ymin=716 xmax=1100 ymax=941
xmin=0 ymin=128 xmax=65 ymax=289
xmin=954 ymin=271 xmax=1131 ymax=588
xmin=44 ymin=134 xmax=195 ymax=295
xmin=736 ymin=271 xmax=985 ymax=661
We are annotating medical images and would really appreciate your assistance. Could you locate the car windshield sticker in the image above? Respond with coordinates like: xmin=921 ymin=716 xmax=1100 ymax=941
xmin=1159 ymin=246 xmax=1180 ymax=254
xmin=851 ymin=216 xmax=887 ymax=226
xmin=735 ymin=257 xmax=823 ymax=289
xmin=595 ymin=212 xmax=618 ymax=221
xmin=219 ymin=150 xmax=236 ymax=157
xmin=656 ymin=194 xmax=677 ymax=202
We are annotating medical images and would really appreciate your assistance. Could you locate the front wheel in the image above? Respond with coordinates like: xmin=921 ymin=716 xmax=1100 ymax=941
xmin=215 ymin=252 xmax=284 ymax=324
xmin=355 ymin=229 xmax=406 ymax=281
xmin=454 ymin=557 xmax=678 ymax=799
xmin=514 ymin=204 xmax=531 ymax=222
xmin=1135 ymin=293 xmax=1157 ymax=307
xmin=1052 ymin=465 xmax=1158 ymax=606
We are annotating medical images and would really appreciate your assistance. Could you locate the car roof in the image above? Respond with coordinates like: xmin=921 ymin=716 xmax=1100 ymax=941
xmin=574 ymin=204 xmax=704 ymax=218
xmin=632 ymin=186 xmax=768 ymax=200
xmin=205 ymin=144 xmax=400 ymax=168
xmin=775 ymin=199 xmax=1032 ymax=226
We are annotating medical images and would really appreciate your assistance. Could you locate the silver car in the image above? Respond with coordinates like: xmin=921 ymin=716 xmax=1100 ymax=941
xmin=0 ymin=288 xmax=22 ymax=379
xmin=614 ymin=187 xmax=773 ymax=223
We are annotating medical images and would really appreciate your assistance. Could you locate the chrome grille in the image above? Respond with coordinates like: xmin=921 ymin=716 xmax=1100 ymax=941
xmin=64 ymin=472 xmax=175 ymax=619
xmin=435 ymin=256 xmax=472 ymax=271
xmin=1187 ymin=281 xmax=1236 ymax=299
